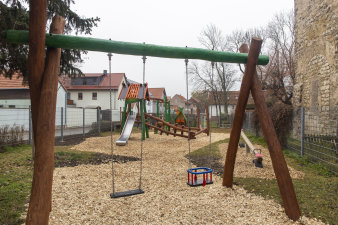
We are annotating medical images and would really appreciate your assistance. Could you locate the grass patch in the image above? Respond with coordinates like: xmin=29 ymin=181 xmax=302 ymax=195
xmin=190 ymin=133 xmax=338 ymax=224
xmin=240 ymin=133 xmax=337 ymax=224
xmin=0 ymin=144 xmax=129 ymax=224
xmin=189 ymin=138 xmax=229 ymax=158
xmin=0 ymin=145 xmax=32 ymax=225
xmin=211 ymin=127 xmax=232 ymax=133
xmin=234 ymin=176 xmax=338 ymax=224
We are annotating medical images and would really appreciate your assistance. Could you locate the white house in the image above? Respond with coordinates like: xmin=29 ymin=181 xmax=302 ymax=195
xmin=208 ymin=91 xmax=255 ymax=118
xmin=61 ymin=71 xmax=126 ymax=110
xmin=0 ymin=73 xmax=67 ymax=109
xmin=147 ymin=88 xmax=167 ymax=114
xmin=0 ymin=73 xmax=67 ymax=129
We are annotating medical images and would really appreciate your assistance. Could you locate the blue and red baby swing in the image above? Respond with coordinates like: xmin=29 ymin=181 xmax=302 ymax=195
xmin=185 ymin=58 xmax=213 ymax=187
xmin=187 ymin=167 xmax=213 ymax=186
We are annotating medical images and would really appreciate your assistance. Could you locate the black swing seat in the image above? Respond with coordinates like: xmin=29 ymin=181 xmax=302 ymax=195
xmin=110 ymin=189 xmax=144 ymax=198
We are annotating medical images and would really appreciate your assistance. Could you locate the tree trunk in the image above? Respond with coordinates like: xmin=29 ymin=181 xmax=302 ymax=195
xmin=218 ymin=102 xmax=222 ymax=127
xmin=223 ymin=91 xmax=229 ymax=117
xmin=26 ymin=14 xmax=65 ymax=225
xmin=27 ymin=0 xmax=47 ymax=161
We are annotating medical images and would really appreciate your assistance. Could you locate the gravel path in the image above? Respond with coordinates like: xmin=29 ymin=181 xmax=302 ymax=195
xmin=46 ymin=133 xmax=323 ymax=224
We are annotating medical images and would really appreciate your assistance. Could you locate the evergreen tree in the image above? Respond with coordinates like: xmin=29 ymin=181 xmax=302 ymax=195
xmin=0 ymin=0 xmax=100 ymax=79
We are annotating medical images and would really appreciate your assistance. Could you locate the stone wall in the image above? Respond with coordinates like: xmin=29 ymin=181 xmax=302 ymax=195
xmin=293 ymin=0 xmax=337 ymax=137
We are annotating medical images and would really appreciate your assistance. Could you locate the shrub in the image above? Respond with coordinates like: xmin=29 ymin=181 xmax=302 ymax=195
xmin=0 ymin=124 xmax=25 ymax=148
xmin=252 ymin=102 xmax=293 ymax=147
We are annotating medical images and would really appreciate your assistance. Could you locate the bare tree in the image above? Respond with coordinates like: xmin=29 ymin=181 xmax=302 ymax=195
xmin=190 ymin=24 xmax=238 ymax=126
xmin=226 ymin=27 xmax=267 ymax=77
xmin=189 ymin=61 xmax=222 ymax=122
xmin=225 ymin=11 xmax=294 ymax=105
xmin=262 ymin=10 xmax=295 ymax=105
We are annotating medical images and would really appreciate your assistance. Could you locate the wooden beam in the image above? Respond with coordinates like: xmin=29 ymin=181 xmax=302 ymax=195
xmin=145 ymin=123 xmax=195 ymax=139
xmin=145 ymin=113 xmax=191 ymax=133
xmin=222 ymin=39 xmax=263 ymax=189
xmin=223 ymin=42 xmax=301 ymax=220
xmin=194 ymin=128 xmax=208 ymax=136
xmin=248 ymin=52 xmax=301 ymax=220
xmin=7 ymin=30 xmax=270 ymax=65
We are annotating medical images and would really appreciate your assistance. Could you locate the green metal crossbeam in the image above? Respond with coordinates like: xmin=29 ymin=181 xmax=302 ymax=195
xmin=6 ymin=30 xmax=269 ymax=65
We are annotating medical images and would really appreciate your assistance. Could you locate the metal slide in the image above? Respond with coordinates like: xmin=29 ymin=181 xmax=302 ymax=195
xmin=116 ymin=113 xmax=136 ymax=146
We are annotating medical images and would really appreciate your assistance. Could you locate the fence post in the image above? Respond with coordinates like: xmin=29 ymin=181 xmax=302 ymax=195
xmin=61 ymin=107 xmax=64 ymax=142
xmin=97 ymin=108 xmax=101 ymax=134
xmin=300 ymin=107 xmax=305 ymax=156
xmin=248 ymin=112 xmax=251 ymax=133
xmin=83 ymin=108 xmax=85 ymax=138
xmin=28 ymin=105 xmax=32 ymax=145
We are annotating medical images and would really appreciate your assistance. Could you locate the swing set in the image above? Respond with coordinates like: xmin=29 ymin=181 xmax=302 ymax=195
xmin=5 ymin=30 xmax=301 ymax=220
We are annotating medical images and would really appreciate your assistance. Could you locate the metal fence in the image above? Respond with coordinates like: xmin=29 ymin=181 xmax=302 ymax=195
xmin=0 ymin=107 xmax=121 ymax=148
xmin=287 ymin=107 xmax=337 ymax=174
xmin=2 ymin=105 xmax=336 ymax=174
xmin=241 ymin=108 xmax=337 ymax=175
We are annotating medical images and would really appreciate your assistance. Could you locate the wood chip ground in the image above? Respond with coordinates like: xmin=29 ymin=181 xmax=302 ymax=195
xmin=26 ymin=133 xmax=324 ymax=224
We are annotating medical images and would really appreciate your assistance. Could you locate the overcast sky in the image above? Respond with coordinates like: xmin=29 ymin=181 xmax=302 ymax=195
xmin=73 ymin=0 xmax=294 ymax=98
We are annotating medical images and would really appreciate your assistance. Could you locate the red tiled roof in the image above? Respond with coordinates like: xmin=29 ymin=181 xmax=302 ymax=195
xmin=100 ymin=73 xmax=125 ymax=87
xmin=0 ymin=73 xmax=28 ymax=89
xmin=173 ymin=94 xmax=186 ymax=101
xmin=60 ymin=73 xmax=125 ymax=90
xmin=149 ymin=88 xmax=165 ymax=100
xmin=79 ymin=73 xmax=104 ymax=77
xmin=208 ymin=91 xmax=255 ymax=105
xmin=189 ymin=97 xmax=201 ymax=104
xmin=0 ymin=73 xmax=66 ymax=91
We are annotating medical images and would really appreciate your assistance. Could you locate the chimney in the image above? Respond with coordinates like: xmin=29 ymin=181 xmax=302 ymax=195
xmin=103 ymin=70 xmax=107 ymax=76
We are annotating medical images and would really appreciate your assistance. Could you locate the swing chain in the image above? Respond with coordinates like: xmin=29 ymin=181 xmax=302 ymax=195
xmin=185 ymin=58 xmax=192 ymax=169
xmin=139 ymin=55 xmax=146 ymax=190
xmin=208 ymin=61 xmax=214 ymax=167
xmin=108 ymin=52 xmax=115 ymax=194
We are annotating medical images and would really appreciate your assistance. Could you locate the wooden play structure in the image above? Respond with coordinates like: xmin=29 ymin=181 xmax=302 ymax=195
xmin=6 ymin=25 xmax=301 ymax=221
xmin=174 ymin=107 xmax=186 ymax=125
xmin=117 ymin=80 xmax=209 ymax=141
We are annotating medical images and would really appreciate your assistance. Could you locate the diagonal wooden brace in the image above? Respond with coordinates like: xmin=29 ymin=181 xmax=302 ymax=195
xmin=222 ymin=39 xmax=301 ymax=221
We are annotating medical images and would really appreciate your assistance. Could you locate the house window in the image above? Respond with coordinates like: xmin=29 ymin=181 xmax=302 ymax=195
xmin=9 ymin=105 xmax=15 ymax=108
xmin=0 ymin=105 xmax=3 ymax=108
xmin=227 ymin=96 xmax=230 ymax=100
xmin=78 ymin=92 xmax=83 ymax=100
xmin=235 ymin=96 xmax=238 ymax=100
xmin=67 ymin=92 xmax=71 ymax=100
xmin=92 ymin=92 xmax=97 ymax=100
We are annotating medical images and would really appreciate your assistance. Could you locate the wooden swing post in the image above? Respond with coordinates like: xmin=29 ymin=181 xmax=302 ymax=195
xmin=222 ymin=39 xmax=301 ymax=221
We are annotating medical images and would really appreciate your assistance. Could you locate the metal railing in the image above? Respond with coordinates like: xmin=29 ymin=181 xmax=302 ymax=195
xmin=0 ymin=106 xmax=121 ymax=148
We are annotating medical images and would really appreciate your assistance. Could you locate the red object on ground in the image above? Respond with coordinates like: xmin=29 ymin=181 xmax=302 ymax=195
xmin=255 ymin=153 xmax=263 ymax=158
xmin=188 ymin=172 xmax=190 ymax=184
xmin=210 ymin=172 xmax=212 ymax=182
xmin=203 ymin=174 xmax=206 ymax=186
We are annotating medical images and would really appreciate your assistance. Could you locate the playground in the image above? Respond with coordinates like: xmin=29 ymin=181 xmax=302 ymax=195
xmin=36 ymin=132 xmax=322 ymax=225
